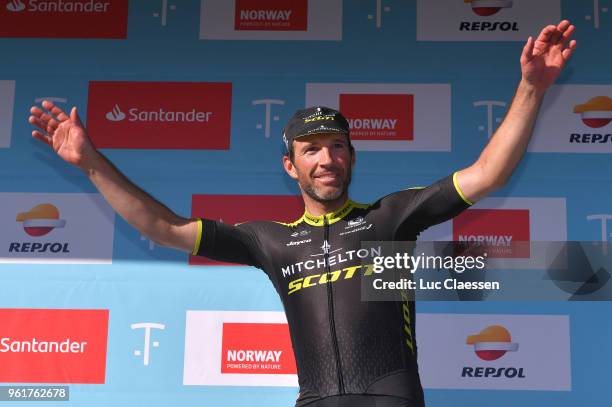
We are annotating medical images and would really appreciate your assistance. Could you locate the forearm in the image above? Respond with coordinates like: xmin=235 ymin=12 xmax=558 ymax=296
xmin=82 ymin=151 xmax=189 ymax=247
xmin=475 ymin=79 xmax=545 ymax=187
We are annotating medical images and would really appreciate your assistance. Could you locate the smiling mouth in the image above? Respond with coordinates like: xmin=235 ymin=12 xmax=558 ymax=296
xmin=315 ymin=174 xmax=341 ymax=184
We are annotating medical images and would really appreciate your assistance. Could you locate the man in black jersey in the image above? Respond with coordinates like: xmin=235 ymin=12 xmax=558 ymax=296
xmin=28 ymin=21 xmax=576 ymax=407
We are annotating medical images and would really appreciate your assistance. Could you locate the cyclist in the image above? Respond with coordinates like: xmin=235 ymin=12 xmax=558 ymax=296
xmin=28 ymin=21 xmax=576 ymax=407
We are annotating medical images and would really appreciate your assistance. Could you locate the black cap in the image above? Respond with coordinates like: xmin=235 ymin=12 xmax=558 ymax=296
xmin=282 ymin=106 xmax=350 ymax=152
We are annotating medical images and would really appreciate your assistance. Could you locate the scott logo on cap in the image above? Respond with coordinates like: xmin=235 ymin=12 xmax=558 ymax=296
xmin=304 ymin=115 xmax=334 ymax=123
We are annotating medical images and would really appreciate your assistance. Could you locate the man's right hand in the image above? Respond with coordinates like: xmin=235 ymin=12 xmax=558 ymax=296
xmin=29 ymin=100 xmax=96 ymax=169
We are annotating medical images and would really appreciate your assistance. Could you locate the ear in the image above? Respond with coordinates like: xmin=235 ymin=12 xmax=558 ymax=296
xmin=350 ymin=146 xmax=356 ymax=168
xmin=283 ymin=155 xmax=299 ymax=180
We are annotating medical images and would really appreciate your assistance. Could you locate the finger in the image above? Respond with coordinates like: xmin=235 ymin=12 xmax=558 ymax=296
xmin=562 ymin=40 xmax=577 ymax=61
xmin=537 ymin=24 xmax=557 ymax=43
xmin=32 ymin=130 xmax=53 ymax=147
xmin=70 ymin=106 xmax=84 ymax=128
xmin=38 ymin=112 xmax=60 ymax=133
xmin=41 ymin=100 xmax=69 ymax=122
xmin=556 ymin=20 xmax=571 ymax=33
xmin=561 ymin=24 xmax=575 ymax=45
xmin=521 ymin=36 xmax=534 ymax=62
xmin=549 ymin=21 xmax=570 ymax=46
xmin=28 ymin=115 xmax=50 ymax=132
xmin=29 ymin=106 xmax=46 ymax=118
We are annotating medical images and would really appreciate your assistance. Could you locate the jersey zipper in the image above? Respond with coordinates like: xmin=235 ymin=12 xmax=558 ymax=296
xmin=324 ymin=217 xmax=345 ymax=394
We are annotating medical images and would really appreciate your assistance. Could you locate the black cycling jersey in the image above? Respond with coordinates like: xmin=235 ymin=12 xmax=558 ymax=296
xmin=193 ymin=173 xmax=472 ymax=407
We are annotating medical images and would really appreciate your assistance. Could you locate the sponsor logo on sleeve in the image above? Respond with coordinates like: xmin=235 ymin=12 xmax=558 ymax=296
xmin=200 ymin=0 xmax=341 ymax=40
xmin=417 ymin=313 xmax=571 ymax=390
xmin=0 ymin=0 xmax=128 ymax=38
xmin=183 ymin=311 xmax=298 ymax=386
xmin=87 ymin=82 xmax=232 ymax=150
xmin=306 ymin=83 xmax=450 ymax=151
xmin=417 ymin=0 xmax=561 ymax=41
xmin=0 ymin=308 xmax=109 ymax=383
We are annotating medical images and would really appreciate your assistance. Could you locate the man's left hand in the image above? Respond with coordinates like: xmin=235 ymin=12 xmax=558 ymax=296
xmin=521 ymin=20 xmax=577 ymax=91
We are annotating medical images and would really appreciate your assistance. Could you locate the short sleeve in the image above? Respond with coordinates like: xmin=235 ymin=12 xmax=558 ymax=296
xmin=377 ymin=172 xmax=473 ymax=236
xmin=192 ymin=218 xmax=263 ymax=268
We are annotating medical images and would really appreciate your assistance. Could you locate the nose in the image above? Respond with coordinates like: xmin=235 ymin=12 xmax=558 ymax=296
xmin=318 ymin=147 xmax=334 ymax=166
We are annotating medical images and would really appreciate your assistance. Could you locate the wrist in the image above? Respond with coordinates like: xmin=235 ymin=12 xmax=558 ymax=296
xmin=80 ymin=149 xmax=104 ymax=177
xmin=518 ymin=78 xmax=547 ymax=99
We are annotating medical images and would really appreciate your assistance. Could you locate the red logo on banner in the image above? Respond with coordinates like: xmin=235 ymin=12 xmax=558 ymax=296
xmin=234 ymin=0 xmax=308 ymax=31
xmin=573 ymin=96 xmax=612 ymax=129
xmin=0 ymin=0 xmax=128 ymax=38
xmin=466 ymin=325 xmax=518 ymax=361
xmin=0 ymin=309 xmax=109 ymax=383
xmin=221 ymin=322 xmax=296 ymax=374
xmin=87 ymin=82 xmax=232 ymax=150
xmin=465 ymin=0 xmax=513 ymax=17
xmin=15 ymin=203 xmax=66 ymax=237
xmin=453 ymin=209 xmax=530 ymax=258
xmin=190 ymin=195 xmax=304 ymax=265
xmin=339 ymin=94 xmax=414 ymax=141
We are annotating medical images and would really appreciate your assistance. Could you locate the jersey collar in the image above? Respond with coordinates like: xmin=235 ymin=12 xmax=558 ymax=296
xmin=302 ymin=199 xmax=357 ymax=227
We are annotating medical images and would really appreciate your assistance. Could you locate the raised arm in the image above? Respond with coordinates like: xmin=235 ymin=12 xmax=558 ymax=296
xmin=29 ymin=100 xmax=198 ymax=253
xmin=456 ymin=20 xmax=577 ymax=203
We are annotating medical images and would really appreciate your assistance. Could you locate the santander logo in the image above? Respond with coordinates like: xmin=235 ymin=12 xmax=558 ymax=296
xmin=105 ymin=104 xmax=125 ymax=122
xmin=6 ymin=0 xmax=25 ymax=12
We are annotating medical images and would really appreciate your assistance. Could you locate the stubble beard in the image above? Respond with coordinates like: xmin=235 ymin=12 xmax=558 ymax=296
xmin=300 ymin=168 xmax=352 ymax=203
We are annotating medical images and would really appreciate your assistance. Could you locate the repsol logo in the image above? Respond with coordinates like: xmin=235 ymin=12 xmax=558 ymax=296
xmin=8 ymin=242 xmax=70 ymax=253
xmin=462 ymin=366 xmax=526 ymax=378
xmin=569 ymin=133 xmax=612 ymax=143
xmin=459 ymin=21 xmax=519 ymax=31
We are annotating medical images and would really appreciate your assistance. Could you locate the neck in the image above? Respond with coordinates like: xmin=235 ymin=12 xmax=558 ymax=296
xmin=302 ymin=191 xmax=349 ymax=217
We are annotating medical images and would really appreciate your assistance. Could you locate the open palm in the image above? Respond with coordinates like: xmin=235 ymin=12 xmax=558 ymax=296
xmin=521 ymin=20 xmax=577 ymax=90
xmin=29 ymin=100 xmax=95 ymax=168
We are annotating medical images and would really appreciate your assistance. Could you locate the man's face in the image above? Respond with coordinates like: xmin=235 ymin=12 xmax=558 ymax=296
xmin=284 ymin=133 xmax=354 ymax=203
